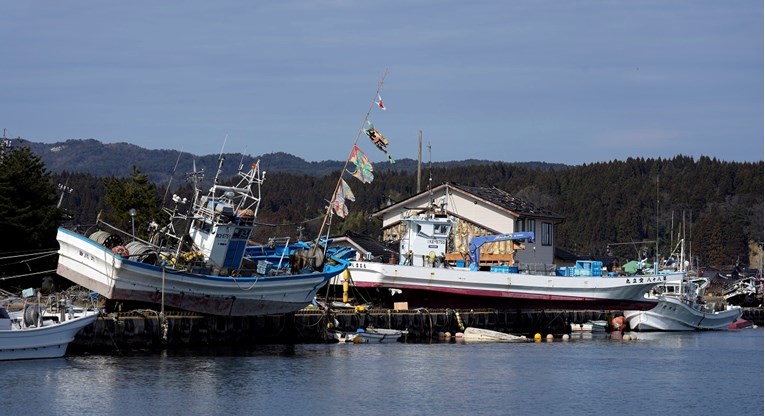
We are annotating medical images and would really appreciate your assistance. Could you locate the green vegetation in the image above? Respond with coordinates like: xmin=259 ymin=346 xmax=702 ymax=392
xmin=2 ymin=139 xmax=761 ymax=272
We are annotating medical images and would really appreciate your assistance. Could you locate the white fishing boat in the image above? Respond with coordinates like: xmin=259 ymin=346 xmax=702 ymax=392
xmin=326 ymin=329 xmax=358 ymax=343
xmin=56 ymin=157 xmax=353 ymax=317
xmin=0 ymin=303 xmax=98 ymax=361
xmin=344 ymin=210 xmax=674 ymax=311
xmin=354 ymin=327 xmax=407 ymax=343
xmin=460 ymin=327 xmax=528 ymax=343
xmin=624 ymin=277 xmax=743 ymax=331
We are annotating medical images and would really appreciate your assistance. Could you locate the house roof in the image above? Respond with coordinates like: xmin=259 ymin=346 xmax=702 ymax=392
xmin=450 ymin=183 xmax=564 ymax=219
xmin=332 ymin=231 xmax=397 ymax=260
xmin=374 ymin=182 xmax=564 ymax=221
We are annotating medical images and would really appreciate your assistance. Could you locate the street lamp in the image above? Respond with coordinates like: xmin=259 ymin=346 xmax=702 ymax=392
xmin=129 ymin=208 xmax=137 ymax=241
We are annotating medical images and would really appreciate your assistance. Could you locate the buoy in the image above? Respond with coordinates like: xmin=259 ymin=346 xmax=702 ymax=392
xmin=562 ymin=334 xmax=570 ymax=342
xmin=623 ymin=334 xmax=632 ymax=341
xmin=534 ymin=333 xmax=542 ymax=341
xmin=546 ymin=334 xmax=554 ymax=342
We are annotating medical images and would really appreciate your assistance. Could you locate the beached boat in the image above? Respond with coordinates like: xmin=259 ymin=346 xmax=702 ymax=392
xmin=624 ymin=277 xmax=743 ymax=331
xmin=354 ymin=327 xmax=407 ymax=343
xmin=343 ymin=211 xmax=675 ymax=311
xmin=723 ymin=276 xmax=760 ymax=307
xmin=0 ymin=303 xmax=98 ymax=360
xmin=460 ymin=327 xmax=528 ymax=342
xmin=56 ymin=157 xmax=354 ymax=316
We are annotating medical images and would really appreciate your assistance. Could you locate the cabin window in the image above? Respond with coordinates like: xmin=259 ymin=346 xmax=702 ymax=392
xmin=233 ymin=228 xmax=251 ymax=240
xmin=542 ymin=222 xmax=553 ymax=246
xmin=434 ymin=224 xmax=449 ymax=236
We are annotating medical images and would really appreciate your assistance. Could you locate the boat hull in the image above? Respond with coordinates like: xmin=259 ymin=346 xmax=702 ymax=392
xmin=355 ymin=328 xmax=405 ymax=343
xmin=624 ymin=296 xmax=743 ymax=331
xmin=0 ymin=312 xmax=98 ymax=361
xmin=56 ymin=228 xmax=348 ymax=316
xmin=461 ymin=327 xmax=528 ymax=342
xmin=344 ymin=262 xmax=670 ymax=310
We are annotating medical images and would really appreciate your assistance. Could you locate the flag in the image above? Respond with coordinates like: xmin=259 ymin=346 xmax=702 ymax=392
xmin=338 ymin=178 xmax=355 ymax=202
xmin=331 ymin=178 xmax=355 ymax=218
xmin=363 ymin=120 xmax=395 ymax=163
xmin=347 ymin=145 xmax=374 ymax=183
xmin=375 ymin=94 xmax=386 ymax=111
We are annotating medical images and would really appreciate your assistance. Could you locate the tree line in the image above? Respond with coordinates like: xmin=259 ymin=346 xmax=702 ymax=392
xmin=1 ymin=142 xmax=762 ymax=290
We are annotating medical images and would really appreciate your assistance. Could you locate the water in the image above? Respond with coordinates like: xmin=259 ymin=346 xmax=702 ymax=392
xmin=2 ymin=330 xmax=762 ymax=416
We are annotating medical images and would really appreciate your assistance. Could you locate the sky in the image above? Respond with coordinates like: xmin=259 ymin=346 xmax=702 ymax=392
xmin=1 ymin=1 xmax=762 ymax=165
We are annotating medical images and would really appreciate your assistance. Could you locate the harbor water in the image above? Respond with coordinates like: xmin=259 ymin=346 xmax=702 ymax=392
xmin=1 ymin=329 xmax=762 ymax=416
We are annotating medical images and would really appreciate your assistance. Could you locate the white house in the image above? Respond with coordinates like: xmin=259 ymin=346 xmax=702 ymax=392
xmin=373 ymin=183 xmax=565 ymax=268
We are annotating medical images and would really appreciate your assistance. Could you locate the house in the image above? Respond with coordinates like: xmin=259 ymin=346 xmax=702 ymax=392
xmin=371 ymin=183 xmax=565 ymax=268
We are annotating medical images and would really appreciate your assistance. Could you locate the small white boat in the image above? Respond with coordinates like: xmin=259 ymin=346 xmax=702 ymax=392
xmin=460 ymin=327 xmax=528 ymax=343
xmin=570 ymin=320 xmax=607 ymax=333
xmin=355 ymin=327 xmax=407 ymax=343
xmin=326 ymin=329 xmax=358 ymax=343
xmin=0 ymin=304 xmax=99 ymax=361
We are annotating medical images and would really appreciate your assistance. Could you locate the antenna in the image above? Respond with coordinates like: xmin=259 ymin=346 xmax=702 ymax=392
xmin=428 ymin=141 xmax=433 ymax=199
xmin=417 ymin=131 xmax=422 ymax=193
xmin=162 ymin=149 xmax=184 ymax=205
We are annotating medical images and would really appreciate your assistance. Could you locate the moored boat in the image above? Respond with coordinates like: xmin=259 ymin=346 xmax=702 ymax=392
xmin=56 ymin=158 xmax=353 ymax=316
xmin=624 ymin=277 xmax=743 ymax=331
xmin=0 ymin=302 xmax=99 ymax=361
xmin=460 ymin=327 xmax=528 ymax=343
xmin=354 ymin=327 xmax=407 ymax=343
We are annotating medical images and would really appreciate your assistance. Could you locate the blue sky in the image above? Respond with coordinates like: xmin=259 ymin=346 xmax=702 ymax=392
xmin=1 ymin=1 xmax=762 ymax=165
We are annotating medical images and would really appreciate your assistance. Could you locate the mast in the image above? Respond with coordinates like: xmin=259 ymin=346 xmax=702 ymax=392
xmin=655 ymin=174 xmax=660 ymax=274
xmin=417 ymin=130 xmax=422 ymax=193
xmin=313 ymin=69 xmax=388 ymax=248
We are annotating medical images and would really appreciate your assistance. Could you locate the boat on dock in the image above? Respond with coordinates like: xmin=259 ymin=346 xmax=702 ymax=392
xmin=56 ymin=157 xmax=353 ymax=317
xmin=343 ymin=210 xmax=674 ymax=311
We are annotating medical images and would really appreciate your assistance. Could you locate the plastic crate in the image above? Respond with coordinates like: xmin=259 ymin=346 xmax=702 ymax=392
xmin=257 ymin=260 xmax=272 ymax=275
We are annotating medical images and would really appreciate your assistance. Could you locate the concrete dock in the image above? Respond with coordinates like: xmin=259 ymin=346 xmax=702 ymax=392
xmin=68 ymin=306 xmax=763 ymax=352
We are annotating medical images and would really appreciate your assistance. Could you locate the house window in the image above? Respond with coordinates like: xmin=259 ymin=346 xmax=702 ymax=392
xmin=542 ymin=222 xmax=553 ymax=246
xmin=516 ymin=219 xmax=524 ymax=232
xmin=527 ymin=219 xmax=535 ymax=234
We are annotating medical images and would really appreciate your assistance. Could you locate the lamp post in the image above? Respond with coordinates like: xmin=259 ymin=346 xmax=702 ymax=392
xmin=129 ymin=208 xmax=137 ymax=241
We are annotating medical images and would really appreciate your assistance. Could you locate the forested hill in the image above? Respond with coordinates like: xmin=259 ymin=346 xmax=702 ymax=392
xmin=48 ymin=143 xmax=763 ymax=270
xmin=13 ymin=138 xmax=565 ymax=182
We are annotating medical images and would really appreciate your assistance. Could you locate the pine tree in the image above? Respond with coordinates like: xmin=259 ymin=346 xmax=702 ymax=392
xmin=0 ymin=146 xmax=61 ymax=252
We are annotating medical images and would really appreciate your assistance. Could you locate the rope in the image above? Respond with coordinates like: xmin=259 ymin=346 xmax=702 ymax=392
xmin=0 ymin=269 xmax=57 ymax=281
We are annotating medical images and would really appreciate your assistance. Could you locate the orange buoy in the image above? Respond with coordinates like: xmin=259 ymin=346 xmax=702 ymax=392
xmin=611 ymin=316 xmax=626 ymax=332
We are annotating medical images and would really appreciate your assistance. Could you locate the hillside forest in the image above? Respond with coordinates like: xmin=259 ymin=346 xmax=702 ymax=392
xmin=56 ymin=155 xmax=763 ymax=270
xmin=0 ymin=141 xmax=762 ymax=288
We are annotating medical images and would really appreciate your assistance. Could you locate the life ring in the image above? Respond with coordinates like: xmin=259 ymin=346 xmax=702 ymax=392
xmin=111 ymin=245 xmax=130 ymax=257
